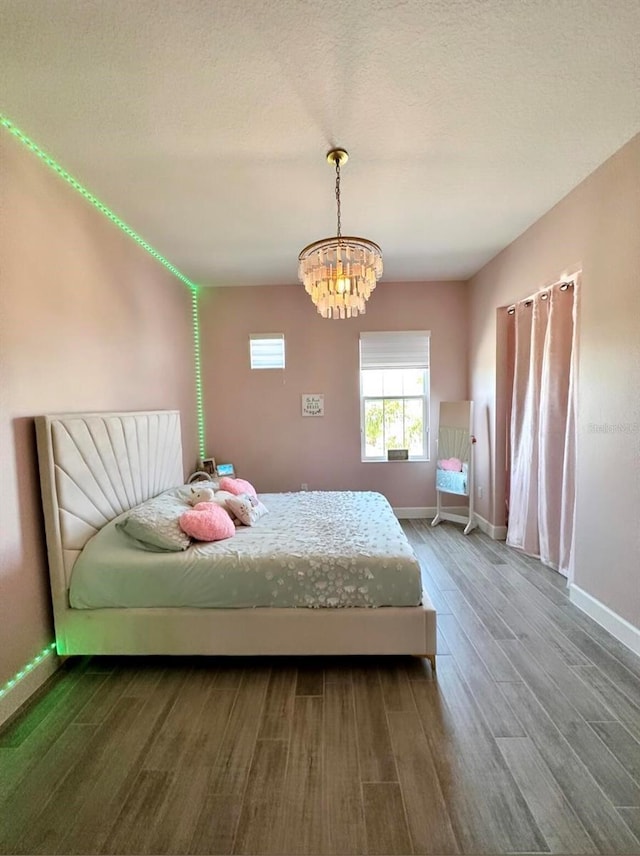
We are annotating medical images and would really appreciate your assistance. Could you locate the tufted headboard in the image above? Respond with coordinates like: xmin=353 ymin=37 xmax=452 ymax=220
xmin=36 ymin=411 xmax=184 ymax=604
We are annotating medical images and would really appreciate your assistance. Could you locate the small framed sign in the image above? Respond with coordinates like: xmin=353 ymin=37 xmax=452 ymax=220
xmin=301 ymin=394 xmax=324 ymax=417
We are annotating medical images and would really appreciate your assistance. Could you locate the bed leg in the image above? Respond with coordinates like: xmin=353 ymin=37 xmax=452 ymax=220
xmin=427 ymin=654 xmax=436 ymax=673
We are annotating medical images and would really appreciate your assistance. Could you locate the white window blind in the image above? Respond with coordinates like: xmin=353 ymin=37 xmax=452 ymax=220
xmin=249 ymin=334 xmax=285 ymax=369
xmin=360 ymin=331 xmax=430 ymax=369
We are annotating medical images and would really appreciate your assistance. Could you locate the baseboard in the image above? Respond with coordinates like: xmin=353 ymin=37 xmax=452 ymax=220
xmin=394 ymin=507 xmax=435 ymax=519
xmin=0 ymin=647 xmax=60 ymax=730
xmin=395 ymin=507 xmax=508 ymax=542
xmin=569 ymin=584 xmax=640 ymax=657
xmin=473 ymin=512 xmax=507 ymax=540
xmin=394 ymin=506 xmax=484 ymax=524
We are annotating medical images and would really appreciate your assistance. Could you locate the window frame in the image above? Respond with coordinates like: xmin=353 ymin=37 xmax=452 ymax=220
xmin=359 ymin=332 xmax=430 ymax=463
xmin=249 ymin=333 xmax=285 ymax=370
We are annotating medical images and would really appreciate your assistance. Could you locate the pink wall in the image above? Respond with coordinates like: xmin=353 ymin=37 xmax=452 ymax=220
xmin=199 ymin=280 xmax=469 ymax=508
xmin=469 ymin=132 xmax=640 ymax=629
xmin=0 ymin=131 xmax=198 ymax=687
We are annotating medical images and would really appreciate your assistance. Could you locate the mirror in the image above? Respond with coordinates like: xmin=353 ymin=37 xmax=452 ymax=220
xmin=432 ymin=400 xmax=476 ymax=534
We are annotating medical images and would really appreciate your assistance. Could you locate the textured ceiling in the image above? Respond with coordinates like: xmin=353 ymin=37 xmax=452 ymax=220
xmin=1 ymin=0 xmax=639 ymax=286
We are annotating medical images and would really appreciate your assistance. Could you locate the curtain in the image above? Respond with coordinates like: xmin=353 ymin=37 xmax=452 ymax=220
xmin=506 ymin=281 xmax=578 ymax=579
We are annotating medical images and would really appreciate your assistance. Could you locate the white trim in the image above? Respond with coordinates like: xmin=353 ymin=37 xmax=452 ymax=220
xmin=0 ymin=649 xmax=60 ymax=730
xmin=393 ymin=507 xmax=435 ymax=519
xmin=394 ymin=505 xmax=475 ymax=521
xmin=473 ymin=512 xmax=508 ymax=540
xmin=249 ymin=334 xmax=285 ymax=370
xmin=569 ymin=584 xmax=640 ymax=657
xmin=393 ymin=506 xmax=509 ymax=539
xmin=361 ymin=456 xmax=430 ymax=464
xmin=359 ymin=331 xmax=431 ymax=464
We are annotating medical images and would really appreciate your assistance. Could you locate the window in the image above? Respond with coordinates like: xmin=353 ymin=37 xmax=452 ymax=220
xmin=359 ymin=331 xmax=430 ymax=461
xmin=249 ymin=334 xmax=285 ymax=369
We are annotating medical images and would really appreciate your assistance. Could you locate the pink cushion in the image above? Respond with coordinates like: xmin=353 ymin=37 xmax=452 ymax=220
xmin=438 ymin=457 xmax=463 ymax=472
xmin=219 ymin=476 xmax=257 ymax=497
xmin=179 ymin=502 xmax=235 ymax=542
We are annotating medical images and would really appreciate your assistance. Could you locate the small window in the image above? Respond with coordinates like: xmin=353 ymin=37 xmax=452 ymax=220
xmin=360 ymin=331 xmax=430 ymax=461
xmin=249 ymin=334 xmax=285 ymax=370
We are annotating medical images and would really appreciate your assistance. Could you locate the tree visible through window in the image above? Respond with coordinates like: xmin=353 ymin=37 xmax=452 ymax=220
xmin=360 ymin=332 xmax=430 ymax=461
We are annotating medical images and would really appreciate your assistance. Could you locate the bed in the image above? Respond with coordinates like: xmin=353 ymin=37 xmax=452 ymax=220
xmin=35 ymin=410 xmax=436 ymax=666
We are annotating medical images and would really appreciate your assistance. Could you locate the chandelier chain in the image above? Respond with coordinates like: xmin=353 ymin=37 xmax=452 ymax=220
xmin=335 ymin=159 xmax=342 ymax=240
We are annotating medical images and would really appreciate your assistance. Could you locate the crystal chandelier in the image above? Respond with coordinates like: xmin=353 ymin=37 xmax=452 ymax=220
xmin=298 ymin=148 xmax=383 ymax=319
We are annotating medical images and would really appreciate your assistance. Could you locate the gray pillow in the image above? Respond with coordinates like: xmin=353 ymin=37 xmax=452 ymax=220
xmin=116 ymin=491 xmax=191 ymax=552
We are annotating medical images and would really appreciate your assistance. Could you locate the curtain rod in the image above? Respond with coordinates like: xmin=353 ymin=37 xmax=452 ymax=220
xmin=506 ymin=277 xmax=576 ymax=315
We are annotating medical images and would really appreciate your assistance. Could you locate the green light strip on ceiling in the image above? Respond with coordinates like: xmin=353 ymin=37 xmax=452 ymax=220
xmin=0 ymin=643 xmax=57 ymax=699
xmin=0 ymin=115 xmax=197 ymax=291
xmin=0 ymin=114 xmax=206 ymax=459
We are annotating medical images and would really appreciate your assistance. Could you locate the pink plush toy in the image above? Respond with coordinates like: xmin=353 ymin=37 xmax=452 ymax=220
xmin=219 ymin=476 xmax=257 ymax=498
xmin=438 ymin=457 xmax=463 ymax=472
xmin=179 ymin=502 xmax=235 ymax=542
xmin=188 ymin=486 xmax=216 ymax=505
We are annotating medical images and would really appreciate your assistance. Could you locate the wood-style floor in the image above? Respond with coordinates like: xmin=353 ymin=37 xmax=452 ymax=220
xmin=1 ymin=521 xmax=640 ymax=855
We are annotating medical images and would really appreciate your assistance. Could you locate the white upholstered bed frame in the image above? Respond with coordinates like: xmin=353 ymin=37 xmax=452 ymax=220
xmin=36 ymin=410 xmax=436 ymax=664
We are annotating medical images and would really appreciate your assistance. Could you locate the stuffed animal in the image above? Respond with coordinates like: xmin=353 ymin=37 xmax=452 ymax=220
xmin=189 ymin=486 xmax=216 ymax=505
xmin=211 ymin=489 xmax=236 ymax=506
xmin=189 ymin=487 xmax=253 ymax=525
xmin=437 ymin=457 xmax=463 ymax=472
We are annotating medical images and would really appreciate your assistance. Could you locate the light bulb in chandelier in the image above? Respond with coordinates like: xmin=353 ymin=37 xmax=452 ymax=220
xmin=298 ymin=148 xmax=383 ymax=319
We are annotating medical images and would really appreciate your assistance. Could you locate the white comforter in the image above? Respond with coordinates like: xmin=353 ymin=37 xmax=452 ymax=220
xmin=69 ymin=490 xmax=423 ymax=609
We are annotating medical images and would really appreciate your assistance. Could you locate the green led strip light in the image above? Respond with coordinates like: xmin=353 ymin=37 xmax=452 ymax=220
xmin=1 ymin=115 xmax=206 ymax=458
xmin=0 ymin=643 xmax=57 ymax=699
xmin=0 ymin=115 xmax=197 ymax=292
xmin=192 ymin=289 xmax=206 ymax=459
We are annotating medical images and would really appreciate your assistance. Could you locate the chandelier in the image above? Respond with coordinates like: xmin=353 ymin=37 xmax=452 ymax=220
xmin=298 ymin=148 xmax=383 ymax=319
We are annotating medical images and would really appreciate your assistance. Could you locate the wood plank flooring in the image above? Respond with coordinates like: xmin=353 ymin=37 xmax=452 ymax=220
xmin=1 ymin=521 xmax=639 ymax=854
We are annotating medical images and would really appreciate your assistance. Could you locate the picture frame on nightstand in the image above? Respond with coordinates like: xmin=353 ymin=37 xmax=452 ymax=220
xmin=216 ymin=462 xmax=235 ymax=477
xmin=199 ymin=457 xmax=217 ymax=477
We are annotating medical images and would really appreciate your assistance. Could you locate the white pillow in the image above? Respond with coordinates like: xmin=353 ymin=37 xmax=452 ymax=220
xmin=116 ymin=491 xmax=191 ymax=551
xmin=226 ymin=495 xmax=268 ymax=526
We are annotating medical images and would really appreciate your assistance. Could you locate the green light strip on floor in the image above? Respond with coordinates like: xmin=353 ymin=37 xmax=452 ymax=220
xmin=0 ymin=115 xmax=207 ymax=462
xmin=0 ymin=643 xmax=57 ymax=699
